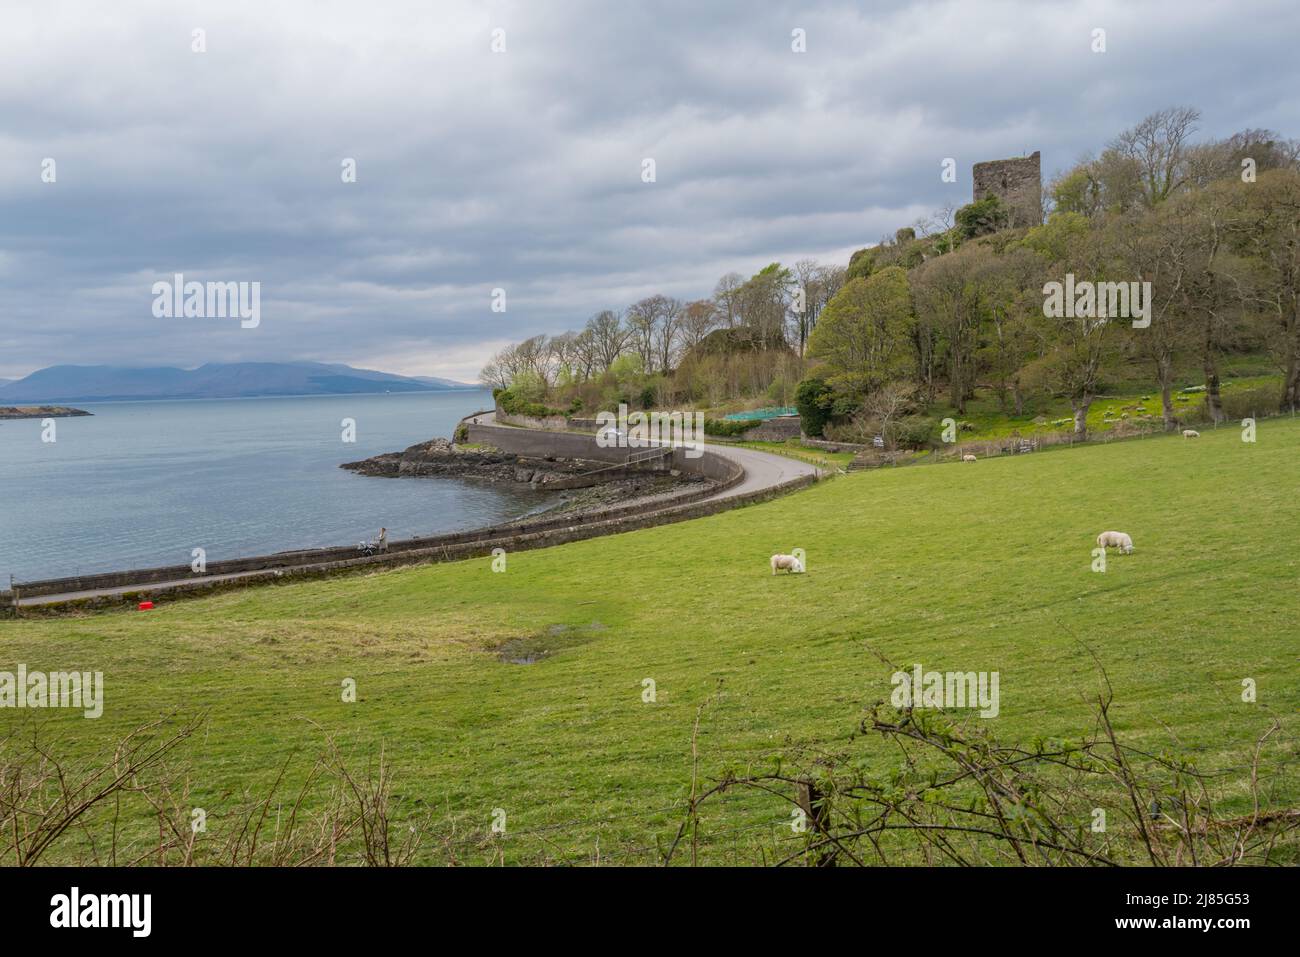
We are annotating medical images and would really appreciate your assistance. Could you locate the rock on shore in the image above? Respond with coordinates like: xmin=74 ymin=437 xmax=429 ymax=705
xmin=341 ymin=436 xmax=713 ymax=517
xmin=341 ymin=437 xmax=594 ymax=486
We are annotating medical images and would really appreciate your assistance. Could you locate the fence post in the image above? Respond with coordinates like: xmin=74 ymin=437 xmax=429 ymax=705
xmin=796 ymin=778 xmax=837 ymax=867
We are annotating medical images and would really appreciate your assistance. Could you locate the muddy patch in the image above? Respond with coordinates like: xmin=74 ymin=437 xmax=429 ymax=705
xmin=494 ymin=624 xmax=599 ymax=664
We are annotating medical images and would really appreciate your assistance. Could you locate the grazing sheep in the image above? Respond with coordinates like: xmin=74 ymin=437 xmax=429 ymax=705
xmin=770 ymin=554 xmax=804 ymax=575
xmin=1183 ymin=429 xmax=1200 ymax=438
xmin=1096 ymin=530 xmax=1134 ymax=554
xmin=962 ymin=453 xmax=977 ymax=463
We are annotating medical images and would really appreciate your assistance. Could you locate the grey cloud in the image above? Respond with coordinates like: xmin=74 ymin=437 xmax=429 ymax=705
xmin=1 ymin=0 xmax=1297 ymax=380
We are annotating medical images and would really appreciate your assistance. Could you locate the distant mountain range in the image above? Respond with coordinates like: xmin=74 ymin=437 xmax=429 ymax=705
xmin=0 ymin=363 xmax=478 ymax=403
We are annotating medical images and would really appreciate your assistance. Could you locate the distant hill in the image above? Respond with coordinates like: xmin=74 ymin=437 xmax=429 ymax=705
xmin=0 ymin=363 xmax=478 ymax=402
xmin=412 ymin=375 xmax=479 ymax=389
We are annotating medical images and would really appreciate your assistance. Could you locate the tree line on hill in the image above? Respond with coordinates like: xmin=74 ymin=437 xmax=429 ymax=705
xmin=483 ymin=107 xmax=1300 ymax=445
xmin=479 ymin=259 xmax=847 ymax=415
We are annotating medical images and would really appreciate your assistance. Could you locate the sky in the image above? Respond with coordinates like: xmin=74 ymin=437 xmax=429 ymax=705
xmin=2 ymin=0 xmax=1298 ymax=383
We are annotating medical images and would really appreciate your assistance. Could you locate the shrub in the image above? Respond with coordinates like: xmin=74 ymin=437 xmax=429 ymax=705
xmin=703 ymin=418 xmax=757 ymax=438
xmin=830 ymin=394 xmax=862 ymax=418
xmin=497 ymin=387 xmax=566 ymax=419
xmin=1215 ymin=386 xmax=1278 ymax=420
xmin=453 ymin=422 xmax=469 ymax=443
xmin=795 ymin=376 xmax=835 ymax=437
xmin=955 ymin=195 xmax=1008 ymax=239
xmin=510 ymin=370 xmax=548 ymax=404
xmin=888 ymin=415 xmax=937 ymax=450
xmin=846 ymin=248 xmax=878 ymax=283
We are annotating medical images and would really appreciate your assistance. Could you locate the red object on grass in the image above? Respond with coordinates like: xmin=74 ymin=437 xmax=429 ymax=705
xmin=138 ymin=601 xmax=154 ymax=610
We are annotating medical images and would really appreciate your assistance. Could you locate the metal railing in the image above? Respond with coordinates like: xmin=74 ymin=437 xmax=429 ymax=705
xmin=626 ymin=446 xmax=674 ymax=464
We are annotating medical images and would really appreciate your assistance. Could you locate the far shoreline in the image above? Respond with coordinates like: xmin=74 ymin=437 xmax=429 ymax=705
xmin=0 ymin=388 xmax=488 ymax=408
xmin=0 ymin=406 xmax=92 ymax=419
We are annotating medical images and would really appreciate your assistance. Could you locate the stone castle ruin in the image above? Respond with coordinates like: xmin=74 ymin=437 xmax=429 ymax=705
xmin=972 ymin=151 xmax=1042 ymax=228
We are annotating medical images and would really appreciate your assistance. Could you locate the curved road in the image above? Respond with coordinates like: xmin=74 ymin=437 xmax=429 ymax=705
xmin=14 ymin=424 xmax=820 ymax=608
xmin=469 ymin=410 xmax=819 ymax=504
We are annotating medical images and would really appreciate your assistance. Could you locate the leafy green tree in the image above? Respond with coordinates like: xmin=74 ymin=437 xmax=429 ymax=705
xmin=911 ymin=248 xmax=987 ymax=413
xmin=807 ymin=267 xmax=914 ymax=397
xmin=1223 ymin=168 xmax=1300 ymax=411
xmin=794 ymin=376 xmax=834 ymax=437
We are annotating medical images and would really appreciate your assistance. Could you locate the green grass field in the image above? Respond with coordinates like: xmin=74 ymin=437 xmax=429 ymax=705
xmin=930 ymin=373 xmax=1285 ymax=441
xmin=734 ymin=437 xmax=857 ymax=469
xmin=3 ymin=417 xmax=1297 ymax=864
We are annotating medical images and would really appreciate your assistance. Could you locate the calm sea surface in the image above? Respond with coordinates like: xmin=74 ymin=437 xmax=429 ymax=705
xmin=0 ymin=391 xmax=553 ymax=584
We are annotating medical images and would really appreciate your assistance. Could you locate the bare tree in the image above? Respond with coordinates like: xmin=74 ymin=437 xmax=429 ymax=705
xmin=584 ymin=310 xmax=630 ymax=372
xmin=1185 ymin=129 xmax=1300 ymax=189
xmin=571 ymin=327 xmax=600 ymax=381
xmin=653 ymin=297 xmax=685 ymax=372
xmin=712 ymin=272 xmax=744 ymax=329
xmin=625 ymin=295 xmax=666 ymax=371
xmin=678 ymin=298 xmax=719 ymax=353
xmin=513 ymin=334 xmax=553 ymax=386
xmin=1109 ymin=106 xmax=1202 ymax=207
xmin=478 ymin=354 xmax=509 ymax=390
xmin=546 ymin=331 xmax=581 ymax=384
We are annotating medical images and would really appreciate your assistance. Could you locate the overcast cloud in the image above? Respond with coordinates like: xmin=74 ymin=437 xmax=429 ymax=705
xmin=2 ymin=0 xmax=1297 ymax=381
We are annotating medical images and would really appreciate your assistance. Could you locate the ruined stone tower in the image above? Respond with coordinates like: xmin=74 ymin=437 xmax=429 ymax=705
xmin=972 ymin=151 xmax=1042 ymax=228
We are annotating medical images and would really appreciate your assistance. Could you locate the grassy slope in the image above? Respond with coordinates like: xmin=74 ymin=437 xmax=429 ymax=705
xmin=733 ymin=438 xmax=856 ymax=469
xmin=3 ymin=418 xmax=1297 ymax=864
xmin=930 ymin=373 xmax=1283 ymax=441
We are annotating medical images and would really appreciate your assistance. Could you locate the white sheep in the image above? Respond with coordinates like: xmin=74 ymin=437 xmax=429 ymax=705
xmin=962 ymin=453 xmax=978 ymax=463
xmin=1183 ymin=429 xmax=1200 ymax=438
xmin=1096 ymin=530 xmax=1134 ymax=554
xmin=770 ymin=554 xmax=805 ymax=575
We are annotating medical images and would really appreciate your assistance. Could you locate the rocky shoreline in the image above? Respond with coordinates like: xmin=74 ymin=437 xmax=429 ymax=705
xmin=341 ymin=437 xmax=597 ymax=485
xmin=0 ymin=405 xmax=92 ymax=419
xmin=341 ymin=436 xmax=712 ymax=516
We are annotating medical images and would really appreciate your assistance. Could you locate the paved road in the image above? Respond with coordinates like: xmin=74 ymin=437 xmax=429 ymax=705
xmin=15 ymin=421 xmax=819 ymax=608
xmin=469 ymin=410 xmax=820 ymax=503
xmin=696 ymin=440 xmax=820 ymax=499
xmin=15 ymin=567 xmax=288 ymax=607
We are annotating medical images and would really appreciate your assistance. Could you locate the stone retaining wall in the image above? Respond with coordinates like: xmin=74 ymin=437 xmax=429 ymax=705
xmin=739 ymin=415 xmax=802 ymax=442
xmin=801 ymin=436 xmax=869 ymax=453
xmin=492 ymin=409 xmax=603 ymax=433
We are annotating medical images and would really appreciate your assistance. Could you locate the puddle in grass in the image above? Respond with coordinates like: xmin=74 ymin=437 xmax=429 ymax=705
xmin=496 ymin=623 xmax=601 ymax=664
